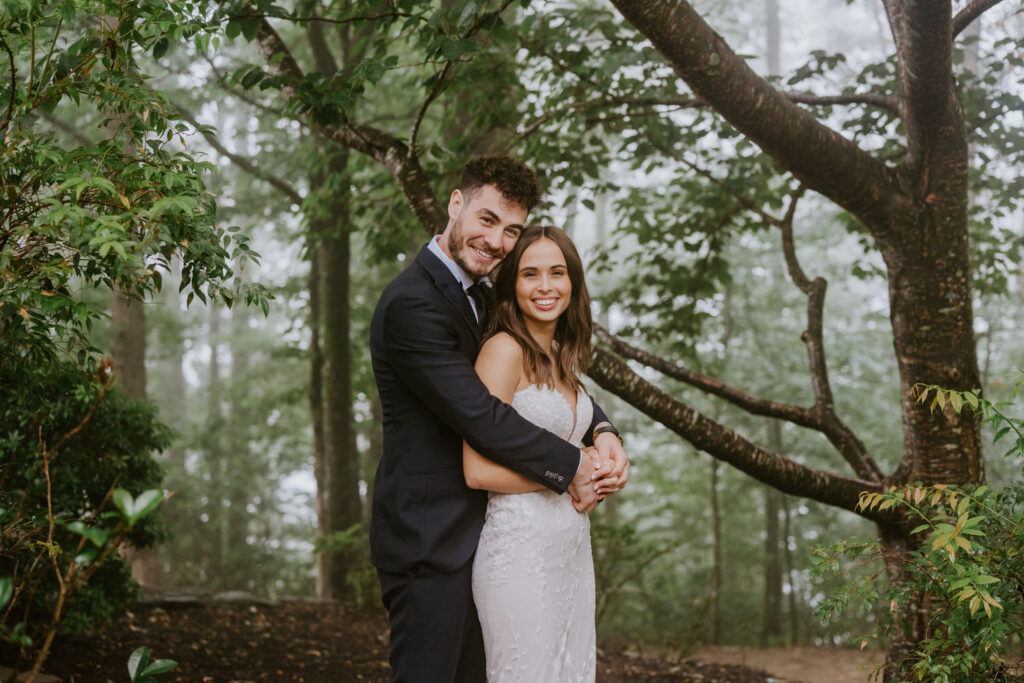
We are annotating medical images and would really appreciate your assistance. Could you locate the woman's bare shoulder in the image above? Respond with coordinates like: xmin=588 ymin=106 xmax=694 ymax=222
xmin=479 ymin=332 xmax=524 ymax=362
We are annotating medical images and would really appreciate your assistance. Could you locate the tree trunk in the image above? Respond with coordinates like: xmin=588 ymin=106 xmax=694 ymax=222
xmin=110 ymin=286 xmax=147 ymax=399
xmin=303 ymin=20 xmax=364 ymax=601
xmin=206 ymin=304 xmax=224 ymax=581
xmin=227 ymin=302 xmax=251 ymax=584
xmin=761 ymin=420 xmax=784 ymax=644
xmin=762 ymin=487 xmax=783 ymax=645
xmin=709 ymin=458 xmax=722 ymax=646
xmin=309 ymin=245 xmax=330 ymax=598
xmin=320 ymin=154 xmax=362 ymax=600
xmin=163 ymin=260 xmax=187 ymax=469
xmin=782 ymin=496 xmax=798 ymax=645
xmin=110 ymin=284 xmax=161 ymax=589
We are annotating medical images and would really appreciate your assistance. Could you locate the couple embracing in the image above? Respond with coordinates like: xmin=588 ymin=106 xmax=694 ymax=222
xmin=369 ymin=156 xmax=630 ymax=682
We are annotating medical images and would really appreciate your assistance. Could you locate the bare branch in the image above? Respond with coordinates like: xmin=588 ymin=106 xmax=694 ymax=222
xmin=408 ymin=0 xmax=515 ymax=156
xmin=222 ymin=11 xmax=412 ymax=26
xmin=515 ymin=90 xmax=896 ymax=145
xmin=609 ymin=0 xmax=899 ymax=232
xmin=953 ymin=0 xmax=1008 ymax=37
xmin=172 ymin=100 xmax=303 ymax=206
xmin=249 ymin=8 xmax=446 ymax=234
xmin=586 ymin=345 xmax=885 ymax=516
xmin=595 ymin=326 xmax=809 ymax=423
xmin=787 ymin=92 xmax=899 ymax=112
xmin=778 ymin=189 xmax=812 ymax=293
xmin=36 ymin=112 xmax=96 ymax=146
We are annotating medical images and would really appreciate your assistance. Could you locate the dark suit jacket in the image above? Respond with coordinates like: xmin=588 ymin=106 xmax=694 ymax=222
xmin=369 ymin=245 xmax=608 ymax=575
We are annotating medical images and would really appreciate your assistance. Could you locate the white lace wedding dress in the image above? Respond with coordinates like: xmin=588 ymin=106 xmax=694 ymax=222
xmin=472 ymin=383 xmax=596 ymax=683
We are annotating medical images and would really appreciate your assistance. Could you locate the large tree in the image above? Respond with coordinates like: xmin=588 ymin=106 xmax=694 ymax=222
xmin=209 ymin=0 xmax=1020 ymax=673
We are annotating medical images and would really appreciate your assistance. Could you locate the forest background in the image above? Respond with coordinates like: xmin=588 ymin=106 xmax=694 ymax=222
xmin=2 ymin=0 xmax=1024 ymax=678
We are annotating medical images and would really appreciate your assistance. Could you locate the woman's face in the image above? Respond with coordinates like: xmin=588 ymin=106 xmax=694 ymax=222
xmin=515 ymin=237 xmax=572 ymax=328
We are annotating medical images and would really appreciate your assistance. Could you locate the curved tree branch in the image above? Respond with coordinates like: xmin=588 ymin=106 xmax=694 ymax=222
xmin=173 ymin=100 xmax=303 ymax=206
xmin=608 ymin=0 xmax=899 ymax=233
xmin=953 ymin=0 xmax=1008 ymax=37
xmin=594 ymin=326 xmax=881 ymax=483
xmin=586 ymin=345 xmax=884 ymax=516
xmin=250 ymin=9 xmax=446 ymax=234
xmin=776 ymin=192 xmax=884 ymax=482
xmin=786 ymin=92 xmax=898 ymax=112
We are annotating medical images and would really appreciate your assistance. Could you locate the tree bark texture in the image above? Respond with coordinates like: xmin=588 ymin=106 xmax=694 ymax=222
xmin=110 ymin=285 xmax=161 ymax=588
xmin=782 ymin=497 xmax=799 ymax=645
xmin=609 ymin=0 xmax=983 ymax=491
xmin=206 ymin=305 xmax=224 ymax=580
xmin=308 ymin=245 xmax=330 ymax=598
xmin=761 ymin=422 xmax=784 ymax=645
xmin=110 ymin=286 xmax=147 ymax=400
xmin=709 ymin=458 xmax=722 ymax=646
xmin=228 ymin=303 xmax=252 ymax=582
xmin=587 ymin=346 xmax=881 ymax=516
xmin=313 ymin=148 xmax=363 ymax=600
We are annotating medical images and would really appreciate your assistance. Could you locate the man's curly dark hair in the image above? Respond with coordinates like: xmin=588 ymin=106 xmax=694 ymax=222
xmin=459 ymin=156 xmax=543 ymax=213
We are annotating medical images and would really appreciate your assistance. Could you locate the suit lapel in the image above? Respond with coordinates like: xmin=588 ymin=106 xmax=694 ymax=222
xmin=415 ymin=246 xmax=482 ymax=344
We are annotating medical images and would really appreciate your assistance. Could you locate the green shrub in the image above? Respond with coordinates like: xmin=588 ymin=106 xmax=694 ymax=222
xmin=1 ymin=357 xmax=171 ymax=650
xmin=314 ymin=524 xmax=379 ymax=606
xmin=813 ymin=376 xmax=1024 ymax=682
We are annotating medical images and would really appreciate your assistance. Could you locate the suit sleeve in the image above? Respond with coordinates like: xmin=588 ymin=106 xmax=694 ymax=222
xmin=382 ymin=293 xmax=579 ymax=493
xmin=582 ymin=398 xmax=611 ymax=447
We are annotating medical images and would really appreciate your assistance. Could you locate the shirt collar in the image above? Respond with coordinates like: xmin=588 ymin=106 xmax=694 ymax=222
xmin=427 ymin=235 xmax=490 ymax=291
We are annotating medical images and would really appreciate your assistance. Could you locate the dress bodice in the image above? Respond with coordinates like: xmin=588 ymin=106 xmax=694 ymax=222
xmin=510 ymin=383 xmax=592 ymax=447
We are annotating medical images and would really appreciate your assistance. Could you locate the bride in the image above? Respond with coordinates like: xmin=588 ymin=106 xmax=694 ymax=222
xmin=462 ymin=225 xmax=611 ymax=682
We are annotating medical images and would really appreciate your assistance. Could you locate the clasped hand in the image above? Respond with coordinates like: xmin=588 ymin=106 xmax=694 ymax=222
xmin=567 ymin=433 xmax=630 ymax=513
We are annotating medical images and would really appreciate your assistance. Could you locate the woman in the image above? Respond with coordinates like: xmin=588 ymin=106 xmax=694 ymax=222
xmin=463 ymin=225 xmax=603 ymax=682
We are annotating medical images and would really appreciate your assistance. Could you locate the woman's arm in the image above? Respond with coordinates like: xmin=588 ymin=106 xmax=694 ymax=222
xmin=463 ymin=334 xmax=545 ymax=494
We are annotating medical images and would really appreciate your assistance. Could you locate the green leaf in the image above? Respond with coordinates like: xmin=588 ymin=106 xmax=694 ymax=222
xmin=0 ymin=577 xmax=12 ymax=608
xmin=143 ymin=659 xmax=178 ymax=676
xmin=132 ymin=489 xmax=164 ymax=522
xmin=152 ymin=37 xmax=170 ymax=59
xmin=112 ymin=488 xmax=133 ymax=518
xmin=75 ymin=547 xmax=99 ymax=565
xmin=67 ymin=520 xmax=111 ymax=547
xmin=240 ymin=17 xmax=260 ymax=42
xmin=128 ymin=647 xmax=151 ymax=679
xmin=964 ymin=391 xmax=979 ymax=410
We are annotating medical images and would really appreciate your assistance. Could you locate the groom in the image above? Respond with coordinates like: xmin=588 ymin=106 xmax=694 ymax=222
xmin=369 ymin=156 xmax=629 ymax=682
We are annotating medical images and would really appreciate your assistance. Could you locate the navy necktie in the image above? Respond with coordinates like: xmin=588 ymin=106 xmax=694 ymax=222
xmin=467 ymin=282 xmax=489 ymax=328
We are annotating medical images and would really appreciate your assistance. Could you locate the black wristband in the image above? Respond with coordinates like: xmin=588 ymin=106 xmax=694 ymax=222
xmin=593 ymin=424 xmax=622 ymax=446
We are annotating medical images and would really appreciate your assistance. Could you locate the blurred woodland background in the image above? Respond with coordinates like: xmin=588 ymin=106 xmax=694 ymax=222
xmin=3 ymin=0 xmax=1024 ymax=679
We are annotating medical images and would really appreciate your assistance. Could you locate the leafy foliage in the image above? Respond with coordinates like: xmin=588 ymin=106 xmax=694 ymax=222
xmin=814 ymin=376 xmax=1024 ymax=681
xmin=313 ymin=524 xmax=377 ymax=607
xmin=1 ymin=0 xmax=270 ymax=370
xmin=0 ymin=357 xmax=170 ymax=672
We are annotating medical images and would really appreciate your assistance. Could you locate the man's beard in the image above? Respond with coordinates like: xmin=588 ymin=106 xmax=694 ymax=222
xmin=448 ymin=214 xmax=498 ymax=279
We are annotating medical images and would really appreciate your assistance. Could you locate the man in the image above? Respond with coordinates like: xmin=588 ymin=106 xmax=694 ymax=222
xmin=369 ymin=156 xmax=629 ymax=682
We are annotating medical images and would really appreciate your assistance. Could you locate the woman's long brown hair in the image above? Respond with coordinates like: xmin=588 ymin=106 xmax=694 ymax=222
xmin=485 ymin=225 xmax=592 ymax=391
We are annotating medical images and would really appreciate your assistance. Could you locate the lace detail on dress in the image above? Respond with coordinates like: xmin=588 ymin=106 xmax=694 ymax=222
xmin=472 ymin=384 xmax=596 ymax=683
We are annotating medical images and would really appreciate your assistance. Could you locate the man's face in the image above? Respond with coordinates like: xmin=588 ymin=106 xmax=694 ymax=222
xmin=441 ymin=184 xmax=527 ymax=279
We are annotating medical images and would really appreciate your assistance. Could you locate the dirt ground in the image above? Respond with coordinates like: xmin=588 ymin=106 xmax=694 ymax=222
xmin=1 ymin=599 xmax=884 ymax=682
xmin=692 ymin=646 xmax=884 ymax=683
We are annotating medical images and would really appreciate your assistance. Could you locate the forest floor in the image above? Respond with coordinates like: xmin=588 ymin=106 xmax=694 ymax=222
xmin=4 ymin=597 xmax=886 ymax=682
